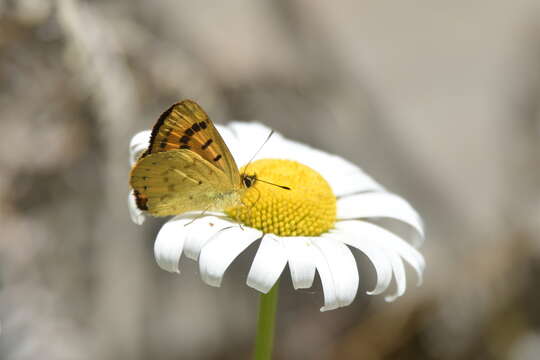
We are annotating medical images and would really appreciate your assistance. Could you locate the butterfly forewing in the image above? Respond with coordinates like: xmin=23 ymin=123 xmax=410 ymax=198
xmin=143 ymin=100 xmax=241 ymax=187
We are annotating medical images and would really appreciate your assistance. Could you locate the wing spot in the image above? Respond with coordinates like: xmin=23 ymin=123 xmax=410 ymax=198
xmin=159 ymin=141 xmax=167 ymax=149
xmin=180 ymin=136 xmax=190 ymax=144
xmin=213 ymin=154 xmax=222 ymax=162
xmin=198 ymin=180 xmax=203 ymax=185
xmin=144 ymin=104 xmax=174 ymax=157
xmin=143 ymin=185 xmax=148 ymax=190
xmin=201 ymin=139 xmax=213 ymax=150
xmin=185 ymin=128 xmax=194 ymax=136
xmin=134 ymin=190 xmax=148 ymax=210
xmin=199 ymin=121 xmax=207 ymax=129
xmin=191 ymin=123 xmax=201 ymax=132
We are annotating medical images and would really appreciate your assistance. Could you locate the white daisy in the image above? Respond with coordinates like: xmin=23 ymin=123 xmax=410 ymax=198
xmin=128 ymin=122 xmax=425 ymax=311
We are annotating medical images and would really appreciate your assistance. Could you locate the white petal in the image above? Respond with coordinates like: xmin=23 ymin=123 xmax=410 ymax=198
xmin=282 ymin=237 xmax=317 ymax=289
xmin=312 ymin=237 xmax=359 ymax=311
xmin=154 ymin=216 xmax=192 ymax=273
xmin=226 ymin=122 xmax=382 ymax=196
xmin=335 ymin=221 xmax=409 ymax=302
xmin=320 ymin=155 xmax=384 ymax=197
xmin=270 ymin=142 xmax=384 ymax=197
xmin=199 ymin=226 xmax=262 ymax=287
xmin=326 ymin=228 xmax=392 ymax=295
xmin=127 ymin=190 xmax=146 ymax=225
xmin=337 ymin=220 xmax=425 ymax=287
xmin=384 ymin=248 xmax=407 ymax=302
xmin=215 ymin=124 xmax=248 ymax=166
xmin=129 ymin=130 xmax=151 ymax=165
xmin=337 ymin=192 xmax=425 ymax=240
xmin=226 ymin=122 xmax=285 ymax=166
xmin=183 ymin=215 xmax=235 ymax=260
xmin=247 ymin=234 xmax=287 ymax=293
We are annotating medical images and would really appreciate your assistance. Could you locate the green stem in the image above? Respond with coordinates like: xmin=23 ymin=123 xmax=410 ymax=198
xmin=254 ymin=281 xmax=280 ymax=360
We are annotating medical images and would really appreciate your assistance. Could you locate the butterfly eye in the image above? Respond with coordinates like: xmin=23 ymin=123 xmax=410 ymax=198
xmin=243 ymin=175 xmax=255 ymax=188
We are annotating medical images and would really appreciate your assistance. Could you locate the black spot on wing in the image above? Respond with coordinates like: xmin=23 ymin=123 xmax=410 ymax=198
xmin=201 ymin=139 xmax=213 ymax=150
xmin=192 ymin=123 xmax=201 ymax=132
xmin=134 ymin=190 xmax=148 ymax=210
xmin=143 ymin=104 xmax=176 ymax=157
xmin=180 ymin=136 xmax=190 ymax=144
xmin=213 ymin=154 xmax=222 ymax=162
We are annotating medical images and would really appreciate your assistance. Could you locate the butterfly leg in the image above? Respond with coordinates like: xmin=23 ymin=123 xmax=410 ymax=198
xmin=223 ymin=214 xmax=246 ymax=232
xmin=242 ymin=186 xmax=261 ymax=220
xmin=223 ymin=187 xmax=261 ymax=233
xmin=184 ymin=205 xmax=212 ymax=227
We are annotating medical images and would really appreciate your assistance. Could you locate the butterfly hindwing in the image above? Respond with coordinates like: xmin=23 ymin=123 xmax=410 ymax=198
xmin=130 ymin=149 xmax=242 ymax=216
xmin=143 ymin=100 xmax=241 ymax=188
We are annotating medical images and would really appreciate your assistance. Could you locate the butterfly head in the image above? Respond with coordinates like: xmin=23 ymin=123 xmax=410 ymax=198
xmin=241 ymin=173 xmax=257 ymax=188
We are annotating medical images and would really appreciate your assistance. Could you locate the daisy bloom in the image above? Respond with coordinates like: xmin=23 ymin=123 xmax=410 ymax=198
xmin=128 ymin=122 xmax=425 ymax=312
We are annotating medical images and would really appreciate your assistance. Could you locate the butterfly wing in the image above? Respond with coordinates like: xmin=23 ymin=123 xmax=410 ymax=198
xmin=142 ymin=100 xmax=241 ymax=187
xmin=130 ymin=149 xmax=242 ymax=216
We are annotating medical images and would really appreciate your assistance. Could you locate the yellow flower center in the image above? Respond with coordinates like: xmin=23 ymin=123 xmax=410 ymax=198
xmin=226 ymin=159 xmax=336 ymax=237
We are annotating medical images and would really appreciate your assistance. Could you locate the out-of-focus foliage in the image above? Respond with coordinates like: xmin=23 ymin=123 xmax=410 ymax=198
xmin=1 ymin=0 xmax=540 ymax=359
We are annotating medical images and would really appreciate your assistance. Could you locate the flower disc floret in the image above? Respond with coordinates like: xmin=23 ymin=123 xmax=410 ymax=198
xmin=226 ymin=159 xmax=336 ymax=236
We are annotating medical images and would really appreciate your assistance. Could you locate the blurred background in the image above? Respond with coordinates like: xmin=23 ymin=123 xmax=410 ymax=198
xmin=1 ymin=0 xmax=540 ymax=359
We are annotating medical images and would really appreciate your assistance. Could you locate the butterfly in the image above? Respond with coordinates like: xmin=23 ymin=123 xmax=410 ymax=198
xmin=129 ymin=100 xmax=256 ymax=217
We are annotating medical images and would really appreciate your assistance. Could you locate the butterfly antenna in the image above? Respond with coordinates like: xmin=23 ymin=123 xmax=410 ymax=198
xmin=242 ymin=129 xmax=291 ymax=191
xmin=256 ymin=178 xmax=291 ymax=190
xmin=243 ymin=130 xmax=274 ymax=175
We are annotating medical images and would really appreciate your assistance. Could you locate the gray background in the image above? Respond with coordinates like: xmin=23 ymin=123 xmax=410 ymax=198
xmin=1 ymin=0 xmax=539 ymax=359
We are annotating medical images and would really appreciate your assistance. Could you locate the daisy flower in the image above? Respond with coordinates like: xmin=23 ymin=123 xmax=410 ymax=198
xmin=128 ymin=122 xmax=425 ymax=311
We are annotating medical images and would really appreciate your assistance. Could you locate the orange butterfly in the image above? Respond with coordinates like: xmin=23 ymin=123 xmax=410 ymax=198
xmin=129 ymin=100 xmax=255 ymax=216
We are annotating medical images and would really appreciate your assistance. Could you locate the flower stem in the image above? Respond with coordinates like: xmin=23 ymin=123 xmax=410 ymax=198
xmin=254 ymin=281 xmax=280 ymax=360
